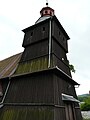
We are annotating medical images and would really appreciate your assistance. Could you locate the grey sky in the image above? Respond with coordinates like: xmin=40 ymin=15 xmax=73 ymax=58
xmin=0 ymin=0 xmax=90 ymax=95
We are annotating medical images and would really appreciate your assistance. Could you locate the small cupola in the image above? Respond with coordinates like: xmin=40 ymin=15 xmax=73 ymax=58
xmin=40 ymin=3 xmax=54 ymax=17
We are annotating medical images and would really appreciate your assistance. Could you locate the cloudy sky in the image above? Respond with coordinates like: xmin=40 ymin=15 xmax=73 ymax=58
xmin=0 ymin=0 xmax=90 ymax=95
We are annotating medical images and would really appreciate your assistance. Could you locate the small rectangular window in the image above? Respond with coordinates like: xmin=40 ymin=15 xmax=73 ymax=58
xmin=59 ymin=31 xmax=61 ymax=36
xmin=63 ymin=37 xmax=65 ymax=41
xmin=42 ymin=27 xmax=45 ymax=32
xmin=30 ymin=32 xmax=33 ymax=37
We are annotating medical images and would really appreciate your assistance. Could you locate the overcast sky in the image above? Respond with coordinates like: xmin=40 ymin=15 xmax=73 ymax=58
xmin=0 ymin=0 xmax=90 ymax=95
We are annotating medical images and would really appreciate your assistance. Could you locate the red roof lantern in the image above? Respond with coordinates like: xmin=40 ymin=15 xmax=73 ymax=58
xmin=40 ymin=3 xmax=54 ymax=17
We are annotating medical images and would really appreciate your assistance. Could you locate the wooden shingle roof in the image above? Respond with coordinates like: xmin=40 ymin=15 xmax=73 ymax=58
xmin=0 ymin=53 xmax=22 ymax=79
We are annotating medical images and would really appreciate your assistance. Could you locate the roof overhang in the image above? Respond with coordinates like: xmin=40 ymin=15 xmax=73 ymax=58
xmin=22 ymin=15 xmax=70 ymax=41
xmin=55 ymin=66 xmax=79 ymax=85
xmin=11 ymin=66 xmax=79 ymax=86
xmin=62 ymin=93 xmax=80 ymax=103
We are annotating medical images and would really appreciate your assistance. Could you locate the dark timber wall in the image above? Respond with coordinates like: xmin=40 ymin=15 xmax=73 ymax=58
xmin=5 ymin=71 xmax=77 ymax=106
xmin=0 ymin=105 xmax=82 ymax=120
xmin=0 ymin=70 xmax=82 ymax=120
xmin=15 ymin=17 xmax=71 ymax=76
xmin=0 ymin=15 xmax=82 ymax=120
xmin=52 ymin=20 xmax=68 ymax=52
xmin=5 ymin=72 xmax=54 ymax=103
xmin=22 ymin=21 xmax=49 ymax=47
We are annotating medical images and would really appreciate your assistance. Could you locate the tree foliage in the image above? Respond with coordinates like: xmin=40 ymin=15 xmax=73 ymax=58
xmin=80 ymin=97 xmax=90 ymax=111
xmin=69 ymin=64 xmax=76 ymax=73
xmin=78 ymin=96 xmax=89 ymax=102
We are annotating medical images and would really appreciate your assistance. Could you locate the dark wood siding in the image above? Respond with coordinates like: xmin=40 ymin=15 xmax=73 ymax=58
xmin=53 ymin=74 xmax=82 ymax=120
xmin=53 ymin=74 xmax=78 ymax=105
xmin=5 ymin=73 xmax=54 ymax=104
xmin=21 ymin=40 xmax=48 ymax=62
xmin=54 ymin=107 xmax=66 ymax=120
xmin=75 ymin=108 xmax=83 ymax=120
xmin=15 ymin=55 xmax=49 ymax=75
xmin=22 ymin=22 xmax=49 ymax=47
xmin=52 ymin=20 xmax=68 ymax=52
xmin=0 ymin=105 xmax=82 ymax=120
xmin=0 ymin=15 xmax=82 ymax=120
xmin=52 ymin=54 xmax=71 ymax=76
xmin=52 ymin=39 xmax=68 ymax=61
xmin=52 ymin=39 xmax=67 ymax=60
xmin=0 ymin=106 xmax=54 ymax=120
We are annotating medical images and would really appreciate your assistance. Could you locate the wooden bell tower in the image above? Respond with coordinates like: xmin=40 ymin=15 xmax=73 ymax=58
xmin=0 ymin=3 xmax=82 ymax=120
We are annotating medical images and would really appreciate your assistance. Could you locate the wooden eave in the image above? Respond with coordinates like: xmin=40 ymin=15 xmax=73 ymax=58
xmin=22 ymin=15 xmax=70 ymax=40
xmin=22 ymin=17 xmax=51 ymax=33
xmin=11 ymin=66 xmax=79 ymax=86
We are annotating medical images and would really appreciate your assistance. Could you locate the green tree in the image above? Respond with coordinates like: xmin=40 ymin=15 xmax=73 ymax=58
xmin=85 ymin=96 xmax=90 ymax=103
xmin=80 ymin=97 xmax=90 ymax=111
xmin=78 ymin=96 xmax=89 ymax=102
xmin=69 ymin=64 xmax=75 ymax=73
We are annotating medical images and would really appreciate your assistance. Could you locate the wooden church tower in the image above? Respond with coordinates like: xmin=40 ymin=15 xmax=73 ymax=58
xmin=0 ymin=2 xmax=82 ymax=120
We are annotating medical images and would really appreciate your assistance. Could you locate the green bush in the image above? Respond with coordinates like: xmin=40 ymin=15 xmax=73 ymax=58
xmin=80 ymin=97 xmax=90 ymax=111
xmin=78 ymin=96 xmax=89 ymax=102
xmin=81 ymin=103 xmax=90 ymax=111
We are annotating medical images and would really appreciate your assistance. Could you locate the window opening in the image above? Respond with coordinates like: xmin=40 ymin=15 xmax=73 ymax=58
xmin=31 ymin=32 xmax=33 ymax=37
xmin=42 ymin=27 xmax=45 ymax=32
xmin=45 ymin=10 xmax=48 ymax=14
xmin=63 ymin=37 xmax=65 ymax=41
xmin=59 ymin=31 xmax=61 ymax=36
xmin=50 ymin=11 xmax=52 ymax=15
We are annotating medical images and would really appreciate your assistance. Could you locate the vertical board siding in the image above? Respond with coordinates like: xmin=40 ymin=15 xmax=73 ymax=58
xmin=5 ymin=73 xmax=54 ymax=104
xmin=52 ymin=54 xmax=71 ymax=76
xmin=15 ymin=56 xmax=48 ymax=75
xmin=22 ymin=22 xmax=49 ymax=47
xmin=52 ymin=21 xmax=68 ymax=52
xmin=0 ymin=106 xmax=54 ymax=120
xmin=20 ymin=40 xmax=48 ymax=62
xmin=0 ymin=16 xmax=82 ymax=120
xmin=54 ymin=107 xmax=66 ymax=120
xmin=75 ymin=108 xmax=83 ymax=120
xmin=0 ymin=106 xmax=82 ymax=120
xmin=52 ymin=39 xmax=68 ymax=62
xmin=53 ymin=74 xmax=78 ymax=105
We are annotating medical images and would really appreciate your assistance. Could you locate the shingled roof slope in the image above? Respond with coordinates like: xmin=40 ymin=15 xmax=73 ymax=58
xmin=0 ymin=53 xmax=22 ymax=79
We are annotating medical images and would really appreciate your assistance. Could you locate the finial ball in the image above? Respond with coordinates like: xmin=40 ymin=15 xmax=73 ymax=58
xmin=46 ymin=2 xmax=48 ymax=6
